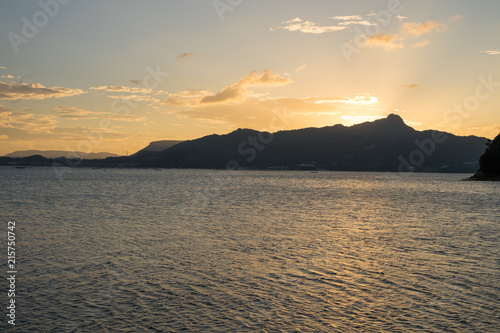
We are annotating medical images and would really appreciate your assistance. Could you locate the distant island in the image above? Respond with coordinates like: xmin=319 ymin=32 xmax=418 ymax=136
xmin=469 ymin=133 xmax=500 ymax=181
xmin=3 ymin=150 xmax=119 ymax=159
xmin=0 ymin=114 xmax=491 ymax=173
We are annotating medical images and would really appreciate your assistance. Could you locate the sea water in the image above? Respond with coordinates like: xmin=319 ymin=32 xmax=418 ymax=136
xmin=0 ymin=167 xmax=499 ymax=332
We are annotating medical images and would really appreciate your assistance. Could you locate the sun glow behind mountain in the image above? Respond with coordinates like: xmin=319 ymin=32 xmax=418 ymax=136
xmin=0 ymin=1 xmax=499 ymax=155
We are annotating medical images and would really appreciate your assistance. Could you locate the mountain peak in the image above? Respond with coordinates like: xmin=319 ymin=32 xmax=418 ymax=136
xmin=385 ymin=113 xmax=405 ymax=125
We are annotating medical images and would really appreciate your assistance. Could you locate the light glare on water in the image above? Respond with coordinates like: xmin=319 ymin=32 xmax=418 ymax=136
xmin=0 ymin=168 xmax=499 ymax=332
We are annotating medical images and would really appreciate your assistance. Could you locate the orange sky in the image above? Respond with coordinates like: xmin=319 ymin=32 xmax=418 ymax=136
xmin=1 ymin=0 xmax=499 ymax=155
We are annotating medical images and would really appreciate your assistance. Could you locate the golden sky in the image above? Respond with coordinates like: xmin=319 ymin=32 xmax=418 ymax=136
xmin=1 ymin=0 xmax=499 ymax=155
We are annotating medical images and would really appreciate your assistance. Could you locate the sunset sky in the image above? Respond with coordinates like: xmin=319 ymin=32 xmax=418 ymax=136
xmin=1 ymin=0 xmax=499 ymax=156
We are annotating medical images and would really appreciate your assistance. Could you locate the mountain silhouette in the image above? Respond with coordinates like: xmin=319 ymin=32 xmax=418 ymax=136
xmin=470 ymin=132 xmax=500 ymax=180
xmin=131 ymin=140 xmax=183 ymax=157
xmin=112 ymin=114 xmax=486 ymax=172
xmin=0 ymin=114 xmax=489 ymax=172
xmin=3 ymin=150 xmax=119 ymax=159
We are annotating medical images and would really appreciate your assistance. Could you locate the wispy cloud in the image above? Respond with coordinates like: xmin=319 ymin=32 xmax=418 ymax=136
xmin=402 ymin=84 xmax=419 ymax=88
xmin=331 ymin=15 xmax=363 ymax=21
xmin=53 ymin=106 xmax=145 ymax=122
xmin=129 ymin=80 xmax=143 ymax=85
xmin=0 ymin=111 xmax=58 ymax=132
xmin=412 ymin=39 xmax=430 ymax=48
xmin=295 ymin=65 xmax=306 ymax=72
xmin=106 ymin=94 xmax=161 ymax=103
xmin=164 ymin=70 xmax=292 ymax=106
xmin=0 ymin=81 xmax=84 ymax=100
xmin=0 ymin=67 xmax=6 ymax=70
xmin=347 ymin=19 xmax=448 ymax=51
xmin=200 ymin=70 xmax=292 ymax=104
xmin=482 ymin=50 xmax=500 ymax=55
xmin=178 ymin=52 xmax=194 ymax=59
xmin=315 ymin=94 xmax=379 ymax=105
xmin=330 ymin=15 xmax=377 ymax=26
xmin=175 ymin=96 xmax=342 ymax=130
xmin=90 ymin=85 xmax=152 ymax=94
xmin=90 ymin=85 xmax=162 ymax=103
xmin=272 ymin=17 xmax=347 ymax=34
xmin=339 ymin=20 xmax=376 ymax=26
xmin=364 ymin=32 xmax=403 ymax=49
xmin=163 ymin=90 xmax=210 ymax=107
xmin=400 ymin=21 xmax=447 ymax=36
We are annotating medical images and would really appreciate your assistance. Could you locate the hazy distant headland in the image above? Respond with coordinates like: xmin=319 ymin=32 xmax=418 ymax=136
xmin=3 ymin=150 xmax=119 ymax=159
xmin=0 ymin=115 xmax=491 ymax=173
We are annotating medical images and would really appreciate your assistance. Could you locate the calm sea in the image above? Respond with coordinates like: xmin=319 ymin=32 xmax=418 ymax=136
xmin=0 ymin=167 xmax=499 ymax=332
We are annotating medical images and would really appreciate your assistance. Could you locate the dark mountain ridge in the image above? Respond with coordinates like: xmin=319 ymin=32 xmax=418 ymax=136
xmin=469 ymin=133 xmax=500 ymax=180
xmin=0 ymin=114 xmax=489 ymax=173
xmin=3 ymin=150 xmax=119 ymax=159
xmin=125 ymin=114 xmax=487 ymax=172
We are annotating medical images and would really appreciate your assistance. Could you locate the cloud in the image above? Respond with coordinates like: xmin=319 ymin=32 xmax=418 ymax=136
xmin=338 ymin=20 xmax=377 ymax=26
xmin=0 ymin=134 xmax=8 ymax=139
xmin=402 ymin=84 xmax=419 ymax=88
xmin=0 ymin=81 xmax=84 ymax=100
xmin=178 ymin=52 xmax=194 ymax=59
xmin=295 ymin=65 xmax=306 ymax=72
xmin=53 ymin=106 xmax=99 ymax=119
xmin=175 ymin=97 xmax=342 ymax=130
xmin=400 ymin=21 xmax=447 ymax=35
xmin=0 ymin=67 xmax=6 ymax=70
xmin=53 ymin=106 xmax=145 ymax=122
xmin=1 ymin=75 xmax=14 ymax=79
xmin=90 ymin=85 xmax=163 ymax=103
xmin=163 ymin=90 xmax=210 ymax=106
xmin=315 ymin=94 xmax=379 ymax=105
xmin=331 ymin=15 xmax=363 ymax=21
xmin=364 ymin=32 xmax=403 ymax=49
xmin=106 ymin=94 xmax=161 ymax=103
xmin=129 ymin=80 xmax=143 ymax=85
xmin=200 ymin=70 xmax=292 ymax=104
xmin=272 ymin=17 xmax=347 ymax=34
xmin=0 ymin=104 xmax=10 ymax=113
xmin=482 ymin=50 xmax=500 ymax=55
xmin=397 ymin=15 xmax=408 ymax=21
xmin=0 ymin=111 xmax=58 ymax=132
xmin=412 ymin=39 xmax=430 ymax=48
xmin=162 ymin=70 xmax=291 ymax=106
xmin=90 ymin=85 xmax=152 ymax=94
xmin=452 ymin=15 xmax=465 ymax=21
xmin=329 ymin=15 xmax=379 ymax=27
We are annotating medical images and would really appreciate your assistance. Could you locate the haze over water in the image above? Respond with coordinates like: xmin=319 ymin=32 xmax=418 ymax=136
xmin=1 ymin=167 xmax=499 ymax=332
